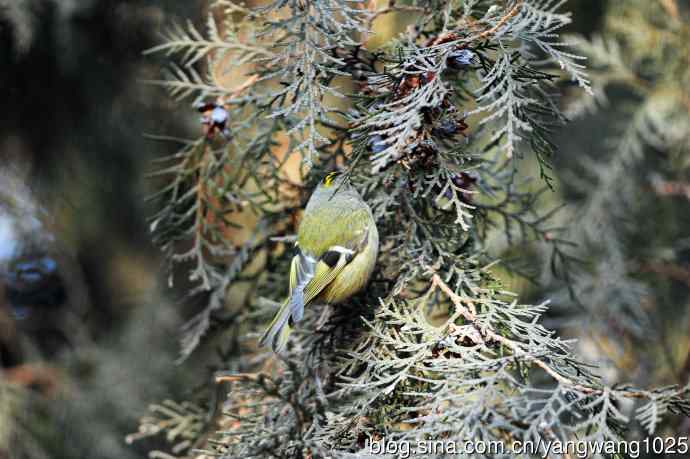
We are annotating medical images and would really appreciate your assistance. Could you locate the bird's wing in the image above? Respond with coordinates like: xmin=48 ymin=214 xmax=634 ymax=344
xmin=259 ymin=251 xmax=315 ymax=351
xmin=288 ymin=253 xmax=300 ymax=293
xmin=285 ymin=250 xmax=316 ymax=324
xmin=258 ymin=237 xmax=360 ymax=352
xmin=300 ymin=246 xmax=354 ymax=306
xmin=294 ymin=225 xmax=371 ymax=321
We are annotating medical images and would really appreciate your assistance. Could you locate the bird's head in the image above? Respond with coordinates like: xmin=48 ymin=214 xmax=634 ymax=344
xmin=319 ymin=171 xmax=345 ymax=189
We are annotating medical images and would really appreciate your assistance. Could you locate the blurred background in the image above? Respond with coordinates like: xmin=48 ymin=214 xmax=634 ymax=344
xmin=1 ymin=0 xmax=688 ymax=458
xmin=0 ymin=2 xmax=210 ymax=458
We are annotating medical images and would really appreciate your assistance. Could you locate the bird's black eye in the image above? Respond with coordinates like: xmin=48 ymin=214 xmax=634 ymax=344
xmin=322 ymin=172 xmax=341 ymax=187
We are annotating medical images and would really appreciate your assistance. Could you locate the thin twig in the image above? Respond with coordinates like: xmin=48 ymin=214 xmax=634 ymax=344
xmin=194 ymin=142 xmax=212 ymax=290
xmin=363 ymin=1 xmax=426 ymax=43
xmin=430 ymin=273 xmax=656 ymax=398
xmin=215 ymin=372 xmax=262 ymax=383
xmin=650 ymin=178 xmax=690 ymax=201
xmin=475 ymin=1 xmax=523 ymax=41
xmin=369 ymin=4 xmax=426 ymax=24
xmin=227 ymin=74 xmax=260 ymax=99
xmin=640 ymin=262 xmax=690 ymax=289
xmin=659 ymin=0 xmax=680 ymax=22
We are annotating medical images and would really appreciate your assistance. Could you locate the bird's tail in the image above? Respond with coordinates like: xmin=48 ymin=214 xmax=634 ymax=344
xmin=259 ymin=299 xmax=293 ymax=353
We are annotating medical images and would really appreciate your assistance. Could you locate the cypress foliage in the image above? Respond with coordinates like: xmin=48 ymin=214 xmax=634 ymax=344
xmin=133 ymin=1 xmax=690 ymax=457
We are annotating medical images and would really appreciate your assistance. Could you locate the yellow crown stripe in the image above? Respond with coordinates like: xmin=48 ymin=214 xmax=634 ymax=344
xmin=323 ymin=172 xmax=339 ymax=187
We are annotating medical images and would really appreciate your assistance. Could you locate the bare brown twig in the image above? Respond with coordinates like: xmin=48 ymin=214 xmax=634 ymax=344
xmin=651 ymin=178 xmax=690 ymax=201
xmin=368 ymin=4 xmax=426 ymax=25
xmin=475 ymin=1 xmax=524 ymax=41
xmin=227 ymin=74 xmax=260 ymax=99
xmin=215 ymin=372 xmax=262 ymax=383
xmin=366 ymin=0 xmax=523 ymax=47
xmin=659 ymin=0 xmax=680 ymax=22
xmin=640 ymin=262 xmax=690 ymax=289
xmin=429 ymin=273 xmax=656 ymax=399
xmin=430 ymin=274 xmax=593 ymax=392
xmin=363 ymin=0 xmax=426 ymax=44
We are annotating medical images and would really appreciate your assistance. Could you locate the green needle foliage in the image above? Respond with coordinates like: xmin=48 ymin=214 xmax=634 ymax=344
xmin=135 ymin=1 xmax=690 ymax=457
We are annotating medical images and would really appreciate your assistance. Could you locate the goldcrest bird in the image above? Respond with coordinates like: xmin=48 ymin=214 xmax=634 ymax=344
xmin=260 ymin=171 xmax=379 ymax=353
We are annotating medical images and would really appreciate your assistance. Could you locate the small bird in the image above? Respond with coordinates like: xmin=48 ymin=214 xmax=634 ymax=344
xmin=260 ymin=171 xmax=379 ymax=353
